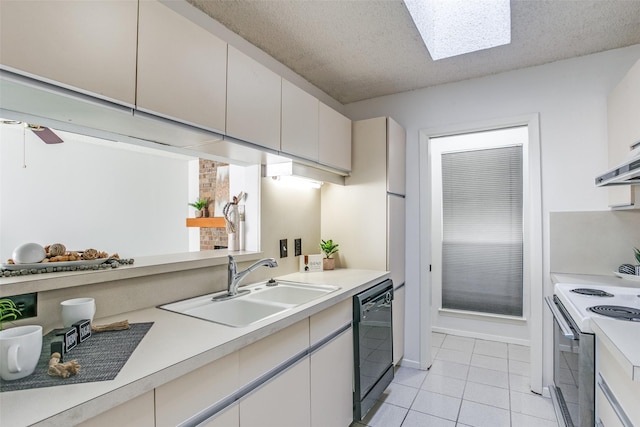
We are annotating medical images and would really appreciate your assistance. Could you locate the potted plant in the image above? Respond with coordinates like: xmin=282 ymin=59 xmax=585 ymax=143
xmin=188 ymin=197 xmax=209 ymax=218
xmin=0 ymin=298 xmax=21 ymax=330
xmin=320 ymin=239 xmax=339 ymax=270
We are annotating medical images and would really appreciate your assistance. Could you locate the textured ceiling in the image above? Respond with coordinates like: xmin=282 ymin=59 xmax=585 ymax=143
xmin=187 ymin=0 xmax=640 ymax=104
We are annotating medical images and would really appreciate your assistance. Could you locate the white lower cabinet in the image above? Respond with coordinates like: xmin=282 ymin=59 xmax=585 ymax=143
xmin=92 ymin=302 xmax=354 ymax=427
xmin=201 ymin=404 xmax=239 ymax=427
xmin=310 ymin=329 xmax=353 ymax=427
xmin=78 ymin=391 xmax=154 ymax=427
xmin=238 ymin=319 xmax=310 ymax=384
xmin=596 ymin=386 xmax=624 ymax=427
xmin=155 ymin=353 xmax=239 ymax=427
xmin=309 ymin=299 xmax=354 ymax=427
xmin=595 ymin=336 xmax=640 ymax=426
xmin=240 ymin=358 xmax=311 ymax=427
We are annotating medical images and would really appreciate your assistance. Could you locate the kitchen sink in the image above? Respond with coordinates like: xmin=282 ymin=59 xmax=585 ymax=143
xmin=159 ymin=281 xmax=340 ymax=327
xmin=246 ymin=282 xmax=338 ymax=305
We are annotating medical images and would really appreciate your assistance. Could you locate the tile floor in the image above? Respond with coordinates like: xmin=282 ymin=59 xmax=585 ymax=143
xmin=353 ymin=333 xmax=558 ymax=427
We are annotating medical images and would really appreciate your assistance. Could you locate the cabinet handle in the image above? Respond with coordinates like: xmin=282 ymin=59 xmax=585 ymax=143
xmin=597 ymin=374 xmax=633 ymax=427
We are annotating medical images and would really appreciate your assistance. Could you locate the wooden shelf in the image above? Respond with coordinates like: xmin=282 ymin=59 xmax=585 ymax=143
xmin=185 ymin=217 xmax=226 ymax=228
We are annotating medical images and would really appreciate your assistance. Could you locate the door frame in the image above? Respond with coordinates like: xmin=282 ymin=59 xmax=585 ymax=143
xmin=418 ymin=113 xmax=542 ymax=394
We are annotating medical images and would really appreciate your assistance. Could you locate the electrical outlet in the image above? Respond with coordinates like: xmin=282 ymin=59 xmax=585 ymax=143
xmin=294 ymin=238 xmax=302 ymax=256
xmin=279 ymin=239 xmax=288 ymax=258
xmin=6 ymin=292 xmax=37 ymax=319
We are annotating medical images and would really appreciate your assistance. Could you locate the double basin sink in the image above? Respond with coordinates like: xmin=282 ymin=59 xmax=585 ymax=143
xmin=160 ymin=280 xmax=340 ymax=327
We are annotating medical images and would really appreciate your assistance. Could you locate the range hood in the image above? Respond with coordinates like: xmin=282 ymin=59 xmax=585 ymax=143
xmin=596 ymin=146 xmax=640 ymax=186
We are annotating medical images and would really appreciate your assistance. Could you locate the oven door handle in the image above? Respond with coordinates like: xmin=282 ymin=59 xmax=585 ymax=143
xmin=545 ymin=296 xmax=575 ymax=339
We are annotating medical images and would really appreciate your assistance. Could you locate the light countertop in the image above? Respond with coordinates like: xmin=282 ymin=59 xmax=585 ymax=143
xmin=551 ymin=272 xmax=640 ymax=288
xmin=0 ymin=268 xmax=389 ymax=427
xmin=0 ymin=250 xmax=261 ymax=296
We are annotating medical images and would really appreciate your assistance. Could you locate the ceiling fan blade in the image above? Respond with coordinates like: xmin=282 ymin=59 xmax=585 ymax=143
xmin=29 ymin=126 xmax=64 ymax=144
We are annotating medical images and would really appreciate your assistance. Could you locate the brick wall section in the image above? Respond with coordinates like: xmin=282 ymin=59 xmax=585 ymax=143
xmin=199 ymin=159 xmax=228 ymax=249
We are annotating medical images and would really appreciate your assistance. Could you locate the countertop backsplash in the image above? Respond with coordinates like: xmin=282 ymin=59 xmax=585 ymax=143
xmin=550 ymin=210 xmax=640 ymax=275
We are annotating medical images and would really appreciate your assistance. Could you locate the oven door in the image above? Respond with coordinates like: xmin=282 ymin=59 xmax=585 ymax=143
xmin=545 ymin=296 xmax=594 ymax=427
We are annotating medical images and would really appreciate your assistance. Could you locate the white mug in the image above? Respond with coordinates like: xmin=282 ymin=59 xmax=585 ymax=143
xmin=61 ymin=297 xmax=96 ymax=328
xmin=0 ymin=325 xmax=43 ymax=381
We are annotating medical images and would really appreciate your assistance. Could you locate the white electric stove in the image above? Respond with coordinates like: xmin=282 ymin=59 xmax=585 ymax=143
xmin=554 ymin=282 xmax=640 ymax=333
xmin=548 ymin=281 xmax=640 ymax=426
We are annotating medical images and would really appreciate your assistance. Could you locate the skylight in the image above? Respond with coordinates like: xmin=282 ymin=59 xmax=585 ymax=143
xmin=404 ymin=0 xmax=511 ymax=60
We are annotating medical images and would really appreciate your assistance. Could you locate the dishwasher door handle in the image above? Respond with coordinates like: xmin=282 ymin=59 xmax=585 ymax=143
xmin=545 ymin=296 xmax=575 ymax=340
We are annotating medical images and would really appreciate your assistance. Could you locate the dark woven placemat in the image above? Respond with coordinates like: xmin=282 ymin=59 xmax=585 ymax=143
xmin=0 ymin=322 xmax=153 ymax=392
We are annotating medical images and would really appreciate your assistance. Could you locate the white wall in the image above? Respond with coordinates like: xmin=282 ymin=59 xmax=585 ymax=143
xmin=344 ymin=44 xmax=640 ymax=385
xmin=255 ymin=176 xmax=322 ymax=279
xmin=0 ymin=126 xmax=192 ymax=259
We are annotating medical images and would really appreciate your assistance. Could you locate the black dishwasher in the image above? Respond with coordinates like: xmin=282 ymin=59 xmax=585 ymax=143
xmin=353 ymin=279 xmax=394 ymax=420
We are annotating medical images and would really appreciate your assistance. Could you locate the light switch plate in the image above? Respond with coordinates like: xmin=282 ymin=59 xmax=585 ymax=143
xmin=280 ymin=239 xmax=288 ymax=258
xmin=294 ymin=238 xmax=302 ymax=256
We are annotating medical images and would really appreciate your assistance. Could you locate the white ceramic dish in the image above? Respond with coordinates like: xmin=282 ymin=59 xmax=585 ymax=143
xmin=11 ymin=242 xmax=46 ymax=264
xmin=1 ymin=258 xmax=109 ymax=271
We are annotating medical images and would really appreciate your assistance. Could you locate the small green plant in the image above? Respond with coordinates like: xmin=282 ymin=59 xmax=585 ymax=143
xmin=0 ymin=298 xmax=22 ymax=330
xmin=634 ymin=247 xmax=640 ymax=264
xmin=320 ymin=239 xmax=339 ymax=259
xmin=188 ymin=198 xmax=209 ymax=211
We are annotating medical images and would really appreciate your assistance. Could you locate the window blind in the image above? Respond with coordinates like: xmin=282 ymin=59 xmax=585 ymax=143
xmin=441 ymin=145 xmax=523 ymax=316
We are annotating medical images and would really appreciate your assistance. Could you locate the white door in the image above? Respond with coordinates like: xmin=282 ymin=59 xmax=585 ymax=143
xmin=429 ymin=126 xmax=530 ymax=341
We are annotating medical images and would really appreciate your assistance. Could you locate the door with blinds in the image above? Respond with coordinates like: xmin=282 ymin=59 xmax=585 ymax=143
xmin=430 ymin=126 xmax=529 ymax=340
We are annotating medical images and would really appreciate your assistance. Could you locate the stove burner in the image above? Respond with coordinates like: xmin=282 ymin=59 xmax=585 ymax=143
xmin=571 ymin=288 xmax=614 ymax=297
xmin=588 ymin=305 xmax=640 ymax=321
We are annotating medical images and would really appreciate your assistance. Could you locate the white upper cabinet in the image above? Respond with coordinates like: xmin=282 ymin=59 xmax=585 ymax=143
xmin=607 ymin=59 xmax=640 ymax=209
xmin=319 ymin=102 xmax=352 ymax=172
xmin=227 ymin=46 xmax=282 ymax=151
xmin=137 ymin=0 xmax=227 ymax=133
xmin=281 ymin=79 xmax=319 ymax=162
xmin=387 ymin=117 xmax=407 ymax=195
xmin=0 ymin=0 xmax=137 ymax=106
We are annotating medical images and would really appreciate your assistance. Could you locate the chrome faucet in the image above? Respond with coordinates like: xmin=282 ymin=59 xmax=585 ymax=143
xmin=218 ymin=255 xmax=278 ymax=300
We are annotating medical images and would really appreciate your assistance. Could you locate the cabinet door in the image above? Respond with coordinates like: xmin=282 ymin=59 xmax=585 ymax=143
xmin=596 ymin=337 xmax=640 ymax=425
xmin=77 ymin=391 xmax=154 ymax=427
xmin=239 ymin=319 xmax=309 ymax=384
xmin=240 ymin=358 xmax=311 ymax=427
xmin=319 ymin=102 xmax=352 ymax=172
xmin=281 ymin=79 xmax=319 ymax=162
xmin=137 ymin=0 xmax=227 ymax=133
xmin=227 ymin=46 xmax=281 ymax=151
xmin=155 ymin=353 xmax=239 ymax=427
xmin=387 ymin=117 xmax=406 ymax=195
xmin=0 ymin=0 xmax=137 ymax=105
xmin=310 ymin=329 xmax=354 ymax=427
xmin=607 ymin=59 xmax=640 ymax=208
xmin=392 ymin=286 xmax=405 ymax=365
xmin=201 ymin=404 xmax=239 ymax=427
xmin=596 ymin=387 xmax=625 ymax=427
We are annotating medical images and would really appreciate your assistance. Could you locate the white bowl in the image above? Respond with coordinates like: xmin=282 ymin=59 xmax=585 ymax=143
xmin=12 ymin=242 xmax=46 ymax=264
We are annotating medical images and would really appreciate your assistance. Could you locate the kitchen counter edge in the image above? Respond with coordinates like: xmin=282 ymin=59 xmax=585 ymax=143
xmin=0 ymin=250 xmax=263 ymax=296
xmin=0 ymin=268 xmax=390 ymax=427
